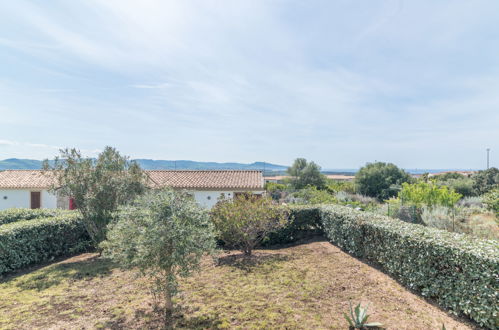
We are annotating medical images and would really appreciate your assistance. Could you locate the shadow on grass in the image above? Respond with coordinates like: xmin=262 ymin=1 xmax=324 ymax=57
xmin=216 ymin=252 xmax=292 ymax=272
xmin=12 ymin=255 xmax=117 ymax=291
xmin=97 ymin=307 xmax=224 ymax=330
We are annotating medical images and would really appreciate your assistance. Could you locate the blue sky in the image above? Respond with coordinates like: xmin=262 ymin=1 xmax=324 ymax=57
xmin=0 ymin=0 xmax=498 ymax=169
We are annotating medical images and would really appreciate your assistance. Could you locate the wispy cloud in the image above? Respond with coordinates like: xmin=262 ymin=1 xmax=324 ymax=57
xmin=0 ymin=1 xmax=498 ymax=168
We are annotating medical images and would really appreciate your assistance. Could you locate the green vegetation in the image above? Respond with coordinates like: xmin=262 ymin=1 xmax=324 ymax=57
xmin=472 ymin=167 xmax=499 ymax=195
xmin=44 ymin=146 xmax=147 ymax=248
xmin=320 ymin=205 xmax=498 ymax=329
xmin=433 ymin=173 xmax=474 ymax=197
xmin=398 ymin=181 xmax=462 ymax=208
xmin=101 ymin=189 xmax=216 ymax=318
xmin=292 ymin=186 xmax=337 ymax=204
xmin=287 ymin=158 xmax=327 ymax=189
xmin=211 ymin=194 xmax=288 ymax=255
xmin=263 ymin=205 xmax=322 ymax=246
xmin=0 ymin=213 xmax=91 ymax=274
xmin=0 ymin=208 xmax=73 ymax=225
xmin=355 ymin=162 xmax=412 ymax=200
xmin=0 ymin=242 xmax=473 ymax=329
xmin=484 ymin=188 xmax=499 ymax=217
xmin=344 ymin=302 xmax=382 ymax=329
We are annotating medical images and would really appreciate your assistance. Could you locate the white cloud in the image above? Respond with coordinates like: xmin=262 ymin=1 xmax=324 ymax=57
xmin=0 ymin=1 xmax=498 ymax=168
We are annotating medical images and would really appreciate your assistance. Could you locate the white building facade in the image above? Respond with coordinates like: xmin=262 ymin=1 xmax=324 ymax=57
xmin=0 ymin=169 xmax=265 ymax=210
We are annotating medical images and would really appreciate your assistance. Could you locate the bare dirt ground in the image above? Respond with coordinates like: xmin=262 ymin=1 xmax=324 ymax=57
xmin=0 ymin=240 xmax=479 ymax=329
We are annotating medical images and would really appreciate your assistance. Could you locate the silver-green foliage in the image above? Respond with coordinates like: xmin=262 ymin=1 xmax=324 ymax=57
xmin=0 ymin=212 xmax=91 ymax=274
xmin=101 ymin=189 xmax=217 ymax=314
xmin=0 ymin=208 xmax=74 ymax=226
xmin=319 ymin=205 xmax=498 ymax=329
xmin=344 ymin=302 xmax=382 ymax=329
xmin=45 ymin=146 xmax=147 ymax=248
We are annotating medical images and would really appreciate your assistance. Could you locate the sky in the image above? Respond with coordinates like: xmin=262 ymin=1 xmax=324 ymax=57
xmin=0 ymin=0 xmax=498 ymax=169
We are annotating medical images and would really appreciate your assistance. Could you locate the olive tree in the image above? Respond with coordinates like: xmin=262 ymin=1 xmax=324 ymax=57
xmin=44 ymin=146 xmax=146 ymax=248
xmin=355 ymin=162 xmax=412 ymax=200
xmin=472 ymin=167 xmax=499 ymax=195
xmin=211 ymin=193 xmax=288 ymax=256
xmin=101 ymin=189 xmax=216 ymax=317
xmin=287 ymin=158 xmax=327 ymax=189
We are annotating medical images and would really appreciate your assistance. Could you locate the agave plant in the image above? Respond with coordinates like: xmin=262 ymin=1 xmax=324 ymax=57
xmin=344 ymin=302 xmax=382 ymax=329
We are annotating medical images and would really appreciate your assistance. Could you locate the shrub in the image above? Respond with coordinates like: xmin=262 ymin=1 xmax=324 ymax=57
xmin=472 ymin=167 xmax=499 ymax=195
xmin=458 ymin=196 xmax=484 ymax=208
xmin=292 ymin=186 xmax=336 ymax=204
xmin=263 ymin=206 xmax=322 ymax=246
xmin=326 ymin=180 xmax=355 ymax=194
xmin=287 ymin=158 xmax=327 ymax=189
xmin=101 ymin=189 xmax=216 ymax=317
xmin=0 ymin=213 xmax=91 ymax=275
xmin=421 ymin=206 xmax=456 ymax=231
xmin=0 ymin=208 xmax=72 ymax=226
xmin=442 ymin=177 xmax=475 ymax=197
xmin=355 ymin=162 xmax=412 ymax=200
xmin=483 ymin=189 xmax=499 ymax=218
xmin=211 ymin=194 xmax=288 ymax=255
xmin=398 ymin=182 xmax=462 ymax=208
xmin=319 ymin=205 xmax=498 ymax=329
xmin=45 ymin=146 xmax=147 ymax=248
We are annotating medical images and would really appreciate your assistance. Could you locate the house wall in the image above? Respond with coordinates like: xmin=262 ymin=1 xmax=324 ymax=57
xmin=0 ymin=189 xmax=58 ymax=210
xmin=191 ymin=190 xmax=264 ymax=208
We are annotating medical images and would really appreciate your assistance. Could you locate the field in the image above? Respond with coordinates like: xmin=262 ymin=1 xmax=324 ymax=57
xmin=0 ymin=240 xmax=477 ymax=329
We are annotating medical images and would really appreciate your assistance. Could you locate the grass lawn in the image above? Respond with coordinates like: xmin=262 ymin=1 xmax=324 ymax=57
xmin=0 ymin=240 xmax=478 ymax=329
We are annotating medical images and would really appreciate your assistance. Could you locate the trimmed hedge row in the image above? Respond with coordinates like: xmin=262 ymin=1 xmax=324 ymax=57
xmin=0 ymin=213 xmax=92 ymax=275
xmin=318 ymin=205 xmax=498 ymax=329
xmin=0 ymin=208 xmax=73 ymax=226
xmin=262 ymin=206 xmax=322 ymax=246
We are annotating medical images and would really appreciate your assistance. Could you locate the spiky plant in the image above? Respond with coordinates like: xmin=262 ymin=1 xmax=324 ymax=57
xmin=344 ymin=302 xmax=383 ymax=329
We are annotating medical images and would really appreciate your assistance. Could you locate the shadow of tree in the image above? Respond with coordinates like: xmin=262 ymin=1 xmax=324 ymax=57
xmin=216 ymin=252 xmax=292 ymax=272
xmin=13 ymin=255 xmax=116 ymax=291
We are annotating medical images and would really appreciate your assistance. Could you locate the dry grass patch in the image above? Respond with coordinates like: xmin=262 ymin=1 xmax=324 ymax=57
xmin=0 ymin=241 xmax=479 ymax=329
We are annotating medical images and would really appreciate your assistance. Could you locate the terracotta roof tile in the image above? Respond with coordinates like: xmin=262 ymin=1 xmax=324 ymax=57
xmin=0 ymin=170 xmax=264 ymax=190
xmin=0 ymin=170 xmax=56 ymax=189
xmin=147 ymin=170 xmax=264 ymax=190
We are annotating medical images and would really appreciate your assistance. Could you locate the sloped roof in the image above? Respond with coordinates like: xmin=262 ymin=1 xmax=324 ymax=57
xmin=0 ymin=170 xmax=264 ymax=190
xmin=147 ymin=170 xmax=264 ymax=190
xmin=0 ymin=170 xmax=56 ymax=189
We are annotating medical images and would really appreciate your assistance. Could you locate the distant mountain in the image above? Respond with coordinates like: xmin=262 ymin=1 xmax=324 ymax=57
xmin=0 ymin=158 xmax=288 ymax=172
xmin=0 ymin=158 xmax=45 ymax=170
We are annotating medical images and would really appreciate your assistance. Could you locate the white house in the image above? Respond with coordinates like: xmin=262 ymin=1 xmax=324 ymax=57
xmin=0 ymin=169 xmax=265 ymax=210
xmin=0 ymin=170 xmax=67 ymax=210
xmin=147 ymin=170 xmax=265 ymax=208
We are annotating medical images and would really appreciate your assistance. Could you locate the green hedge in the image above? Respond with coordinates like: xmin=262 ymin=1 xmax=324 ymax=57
xmin=0 ymin=208 xmax=73 ymax=226
xmin=262 ymin=206 xmax=322 ymax=246
xmin=319 ymin=205 xmax=498 ymax=329
xmin=0 ymin=213 xmax=92 ymax=275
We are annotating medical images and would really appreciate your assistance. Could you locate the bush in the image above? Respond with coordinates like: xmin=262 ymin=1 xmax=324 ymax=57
xmin=442 ymin=177 xmax=475 ymax=197
xmin=211 ymin=194 xmax=288 ymax=255
xmin=458 ymin=196 xmax=484 ymax=208
xmin=472 ymin=167 xmax=499 ymax=195
xmin=45 ymin=146 xmax=147 ymax=248
xmin=483 ymin=188 xmax=499 ymax=217
xmin=0 ymin=213 xmax=91 ymax=275
xmin=287 ymin=158 xmax=327 ymax=189
xmin=292 ymin=186 xmax=336 ymax=204
xmin=101 ymin=189 xmax=216 ymax=317
xmin=319 ymin=205 xmax=498 ymax=329
xmin=355 ymin=162 xmax=412 ymax=200
xmin=399 ymin=182 xmax=462 ymax=208
xmin=0 ymin=208 xmax=72 ymax=226
xmin=263 ymin=206 xmax=322 ymax=246
xmin=421 ymin=206 xmax=457 ymax=231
